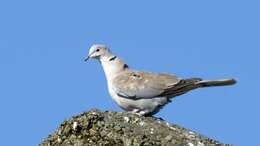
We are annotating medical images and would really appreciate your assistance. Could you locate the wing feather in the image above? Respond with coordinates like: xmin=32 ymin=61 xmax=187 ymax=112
xmin=112 ymin=70 xmax=180 ymax=99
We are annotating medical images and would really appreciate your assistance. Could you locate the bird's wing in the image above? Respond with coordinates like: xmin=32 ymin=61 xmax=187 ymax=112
xmin=111 ymin=70 xmax=181 ymax=99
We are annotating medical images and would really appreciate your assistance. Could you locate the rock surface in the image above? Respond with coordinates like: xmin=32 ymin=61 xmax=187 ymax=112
xmin=40 ymin=109 xmax=231 ymax=146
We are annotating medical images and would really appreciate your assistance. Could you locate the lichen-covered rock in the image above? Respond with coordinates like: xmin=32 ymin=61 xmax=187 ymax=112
xmin=39 ymin=109 xmax=231 ymax=146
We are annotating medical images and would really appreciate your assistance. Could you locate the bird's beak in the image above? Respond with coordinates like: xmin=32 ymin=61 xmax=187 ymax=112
xmin=84 ymin=56 xmax=90 ymax=62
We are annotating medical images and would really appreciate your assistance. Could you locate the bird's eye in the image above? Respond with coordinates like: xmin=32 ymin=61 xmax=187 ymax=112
xmin=96 ymin=49 xmax=100 ymax=52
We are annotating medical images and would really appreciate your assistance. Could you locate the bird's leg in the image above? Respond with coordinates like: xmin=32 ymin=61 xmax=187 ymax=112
xmin=131 ymin=109 xmax=140 ymax=114
xmin=131 ymin=109 xmax=149 ymax=116
xmin=137 ymin=111 xmax=147 ymax=116
xmin=131 ymin=109 xmax=143 ymax=116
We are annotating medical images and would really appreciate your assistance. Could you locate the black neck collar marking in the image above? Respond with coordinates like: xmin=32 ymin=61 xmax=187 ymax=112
xmin=123 ymin=64 xmax=129 ymax=69
xmin=109 ymin=56 xmax=117 ymax=61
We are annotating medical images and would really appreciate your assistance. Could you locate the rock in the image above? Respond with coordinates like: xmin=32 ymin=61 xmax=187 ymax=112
xmin=39 ymin=109 xmax=231 ymax=146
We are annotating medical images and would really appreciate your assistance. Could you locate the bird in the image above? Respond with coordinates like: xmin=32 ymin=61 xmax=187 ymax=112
xmin=85 ymin=44 xmax=236 ymax=116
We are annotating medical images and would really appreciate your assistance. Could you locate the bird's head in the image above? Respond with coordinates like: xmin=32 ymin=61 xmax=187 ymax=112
xmin=85 ymin=44 xmax=111 ymax=61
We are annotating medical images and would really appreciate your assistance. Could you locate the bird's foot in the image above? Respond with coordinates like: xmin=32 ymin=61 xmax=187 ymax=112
xmin=131 ymin=109 xmax=148 ymax=116
xmin=130 ymin=109 xmax=143 ymax=116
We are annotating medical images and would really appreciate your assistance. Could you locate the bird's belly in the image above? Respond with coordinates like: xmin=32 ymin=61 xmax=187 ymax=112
xmin=108 ymin=86 xmax=168 ymax=112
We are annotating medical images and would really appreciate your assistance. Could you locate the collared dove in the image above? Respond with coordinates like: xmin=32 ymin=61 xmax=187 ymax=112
xmin=85 ymin=44 xmax=236 ymax=116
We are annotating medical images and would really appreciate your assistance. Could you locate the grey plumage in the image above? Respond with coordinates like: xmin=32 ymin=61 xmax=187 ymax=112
xmin=112 ymin=70 xmax=236 ymax=99
xmin=112 ymin=70 xmax=180 ymax=99
xmin=86 ymin=44 xmax=237 ymax=116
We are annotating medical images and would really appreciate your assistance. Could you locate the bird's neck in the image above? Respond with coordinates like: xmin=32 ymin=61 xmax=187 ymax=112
xmin=100 ymin=54 xmax=129 ymax=83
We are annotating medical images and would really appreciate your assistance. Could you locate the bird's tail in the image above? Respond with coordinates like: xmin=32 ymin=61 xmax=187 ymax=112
xmin=164 ymin=78 xmax=236 ymax=97
xmin=196 ymin=78 xmax=237 ymax=87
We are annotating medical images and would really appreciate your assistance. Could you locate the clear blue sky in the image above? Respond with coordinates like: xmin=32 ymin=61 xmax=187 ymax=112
xmin=0 ymin=0 xmax=259 ymax=146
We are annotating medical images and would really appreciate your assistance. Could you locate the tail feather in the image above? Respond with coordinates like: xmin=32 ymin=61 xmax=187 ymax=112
xmin=196 ymin=78 xmax=237 ymax=87
xmin=161 ymin=78 xmax=236 ymax=97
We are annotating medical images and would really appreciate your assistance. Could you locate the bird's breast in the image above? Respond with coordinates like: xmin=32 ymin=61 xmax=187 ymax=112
xmin=107 ymin=84 xmax=135 ymax=110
